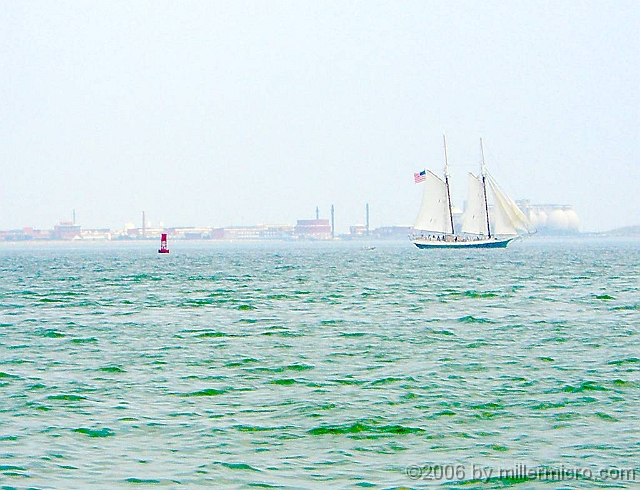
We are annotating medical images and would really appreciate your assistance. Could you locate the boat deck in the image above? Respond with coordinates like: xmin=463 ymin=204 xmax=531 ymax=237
xmin=412 ymin=236 xmax=515 ymax=249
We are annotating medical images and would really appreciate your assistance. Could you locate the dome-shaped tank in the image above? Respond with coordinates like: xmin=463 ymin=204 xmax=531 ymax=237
xmin=564 ymin=208 xmax=580 ymax=232
xmin=547 ymin=209 xmax=569 ymax=230
xmin=536 ymin=210 xmax=548 ymax=228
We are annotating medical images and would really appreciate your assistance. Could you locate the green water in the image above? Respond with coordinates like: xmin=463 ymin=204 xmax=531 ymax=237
xmin=0 ymin=238 xmax=638 ymax=489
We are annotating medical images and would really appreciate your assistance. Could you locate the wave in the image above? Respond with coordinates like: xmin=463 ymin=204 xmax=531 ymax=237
xmin=308 ymin=420 xmax=425 ymax=436
xmin=458 ymin=316 xmax=494 ymax=324
xmin=74 ymin=427 xmax=116 ymax=438
xmin=180 ymin=388 xmax=230 ymax=397
xmin=99 ymin=366 xmax=126 ymax=373
xmin=561 ymin=381 xmax=608 ymax=393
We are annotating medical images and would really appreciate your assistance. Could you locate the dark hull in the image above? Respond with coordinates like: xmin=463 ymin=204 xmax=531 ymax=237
xmin=412 ymin=237 xmax=515 ymax=249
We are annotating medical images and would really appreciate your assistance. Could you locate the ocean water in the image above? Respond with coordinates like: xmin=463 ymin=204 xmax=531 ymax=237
xmin=0 ymin=238 xmax=639 ymax=489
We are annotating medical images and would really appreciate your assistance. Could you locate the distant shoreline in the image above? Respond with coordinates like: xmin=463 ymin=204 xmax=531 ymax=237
xmin=1 ymin=234 xmax=638 ymax=247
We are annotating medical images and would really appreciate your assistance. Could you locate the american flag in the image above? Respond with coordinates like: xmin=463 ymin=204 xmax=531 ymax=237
xmin=414 ymin=170 xmax=426 ymax=183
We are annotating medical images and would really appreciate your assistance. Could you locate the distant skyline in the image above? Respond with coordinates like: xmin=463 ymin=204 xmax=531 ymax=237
xmin=2 ymin=1 xmax=639 ymax=233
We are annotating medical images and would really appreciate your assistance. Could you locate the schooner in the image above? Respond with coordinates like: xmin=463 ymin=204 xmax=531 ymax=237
xmin=412 ymin=137 xmax=535 ymax=249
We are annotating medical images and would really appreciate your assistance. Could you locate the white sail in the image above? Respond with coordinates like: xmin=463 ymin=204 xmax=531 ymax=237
xmin=461 ymin=173 xmax=487 ymax=235
xmin=490 ymin=192 xmax=518 ymax=236
xmin=487 ymin=175 xmax=535 ymax=235
xmin=413 ymin=170 xmax=453 ymax=234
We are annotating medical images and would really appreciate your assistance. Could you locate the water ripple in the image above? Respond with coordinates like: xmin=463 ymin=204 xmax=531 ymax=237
xmin=0 ymin=239 xmax=639 ymax=488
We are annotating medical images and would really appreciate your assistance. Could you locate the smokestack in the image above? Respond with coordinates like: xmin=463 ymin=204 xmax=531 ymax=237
xmin=73 ymin=209 xmax=76 ymax=226
xmin=142 ymin=211 xmax=146 ymax=238
xmin=315 ymin=206 xmax=319 ymax=220
xmin=331 ymin=204 xmax=335 ymax=239
xmin=366 ymin=203 xmax=370 ymax=236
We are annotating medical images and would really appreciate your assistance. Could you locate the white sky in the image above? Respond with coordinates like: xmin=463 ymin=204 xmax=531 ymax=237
xmin=1 ymin=0 xmax=639 ymax=232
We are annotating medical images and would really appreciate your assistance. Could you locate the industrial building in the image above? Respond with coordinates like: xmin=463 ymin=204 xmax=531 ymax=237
xmin=211 ymin=224 xmax=294 ymax=240
xmin=293 ymin=220 xmax=332 ymax=240
xmin=53 ymin=222 xmax=82 ymax=240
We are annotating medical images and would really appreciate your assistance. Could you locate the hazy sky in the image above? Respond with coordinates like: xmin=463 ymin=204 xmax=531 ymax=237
xmin=2 ymin=1 xmax=639 ymax=233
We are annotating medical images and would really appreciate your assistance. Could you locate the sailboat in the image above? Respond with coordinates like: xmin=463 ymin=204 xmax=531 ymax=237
xmin=412 ymin=137 xmax=534 ymax=249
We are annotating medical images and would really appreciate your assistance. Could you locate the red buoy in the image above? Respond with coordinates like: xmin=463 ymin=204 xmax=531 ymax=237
xmin=158 ymin=233 xmax=170 ymax=253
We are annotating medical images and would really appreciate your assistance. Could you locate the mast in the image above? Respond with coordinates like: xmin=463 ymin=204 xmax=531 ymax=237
xmin=480 ymin=139 xmax=491 ymax=238
xmin=443 ymin=135 xmax=455 ymax=235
